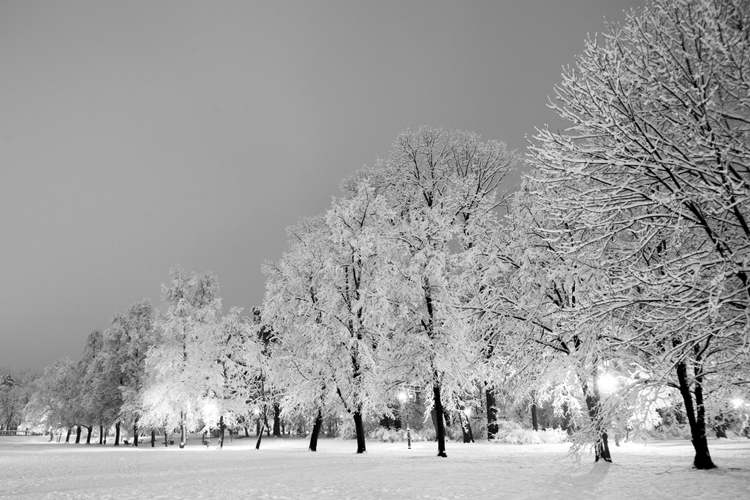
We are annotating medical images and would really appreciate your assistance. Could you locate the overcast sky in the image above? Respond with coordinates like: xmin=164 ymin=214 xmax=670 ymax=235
xmin=0 ymin=0 xmax=642 ymax=371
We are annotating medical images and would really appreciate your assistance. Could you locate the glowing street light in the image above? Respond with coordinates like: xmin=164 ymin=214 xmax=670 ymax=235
xmin=398 ymin=391 xmax=411 ymax=450
xmin=597 ymin=373 xmax=618 ymax=395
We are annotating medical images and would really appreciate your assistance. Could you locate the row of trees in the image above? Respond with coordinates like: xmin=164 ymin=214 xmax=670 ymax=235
xmin=261 ymin=0 xmax=750 ymax=468
xmin=0 ymin=370 xmax=37 ymax=432
xmin=14 ymin=0 xmax=749 ymax=470
xmin=23 ymin=270 xmax=273 ymax=448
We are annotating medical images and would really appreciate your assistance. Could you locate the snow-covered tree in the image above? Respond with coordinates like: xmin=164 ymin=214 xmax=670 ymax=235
xmin=264 ymin=180 xmax=402 ymax=453
xmin=371 ymin=127 xmax=516 ymax=457
xmin=76 ymin=330 xmax=107 ymax=444
xmin=141 ymin=267 xmax=222 ymax=448
xmin=105 ymin=300 xmax=156 ymax=446
xmin=527 ymin=0 xmax=750 ymax=469
xmin=200 ymin=306 xmax=259 ymax=448
xmin=24 ymin=358 xmax=79 ymax=440
xmin=0 ymin=369 xmax=37 ymax=432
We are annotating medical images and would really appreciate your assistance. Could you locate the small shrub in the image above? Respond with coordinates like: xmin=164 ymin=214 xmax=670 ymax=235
xmin=491 ymin=420 xmax=568 ymax=445
xmin=635 ymin=423 xmax=691 ymax=441
xmin=367 ymin=426 xmax=438 ymax=443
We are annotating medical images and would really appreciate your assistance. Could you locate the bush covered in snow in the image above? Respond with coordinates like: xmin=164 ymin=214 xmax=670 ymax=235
xmin=368 ymin=426 xmax=437 ymax=443
xmin=491 ymin=420 xmax=568 ymax=445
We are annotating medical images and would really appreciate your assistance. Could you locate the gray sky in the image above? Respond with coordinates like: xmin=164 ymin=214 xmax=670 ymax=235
xmin=0 ymin=0 xmax=642 ymax=371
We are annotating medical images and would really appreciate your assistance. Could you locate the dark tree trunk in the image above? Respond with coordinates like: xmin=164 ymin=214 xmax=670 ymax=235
xmin=531 ymin=401 xmax=539 ymax=432
xmin=309 ymin=409 xmax=323 ymax=452
xmin=485 ymin=388 xmax=498 ymax=440
xmin=583 ymin=375 xmax=611 ymax=463
xmin=466 ymin=414 xmax=474 ymax=442
xmin=133 ymin=419 xmax=139 ymax=447
xmin=244 ymin=426 xmax=249 ymax=438
xmin=164 ymin=430 xmax=169 ymax=447
xmin=353 ymin=409 xmax=366 ymax=454
xmin=99 ymin=425 xmax=104 ymax=445
xmin=115 ymin=421 xmax=121 ymax=446
xmin=676 ymin=360 xmax=716 ymax=469
xmin=151 ymin=429 xmax=156 ymax=447
xmin=460 ymin=413 xmax=470 ymax=443
xmin=179 ymin=410 xmax=186 ymax=448
xmin=561 ymin=402 xmax=574 ymax=435
xmin=85 ymin=426 xmax=92 ymax=444
xmin=255 ymin=421 xmax=264 ymax=449
xmin=219 ymin=415 xmax=225 ymax=449
xmin=273 ymin=402 xmax=281 ymax=437
xmin=179 ymin=422 xmax=186 ymax=448
xmin=433 ymin=382 xmax=447 ymax=457
xmin=75 ymin=425 xmax=81 ymax=444
xmin=65 ymin=427 xmax=72 ymax=443
xmin=459 ymin=412 xmax=474 ymax=443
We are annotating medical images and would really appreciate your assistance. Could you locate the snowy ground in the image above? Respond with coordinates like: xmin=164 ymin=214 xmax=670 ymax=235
xmin=1 ymin=435 xmax=748 ymax=499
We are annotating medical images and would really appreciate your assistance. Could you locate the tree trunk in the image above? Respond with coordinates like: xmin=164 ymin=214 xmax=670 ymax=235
xmin=485 ymin=387 xmax=499 ymax=440
xmin=164 ymin=430 xmax=169 ymax=447
xmin=309 ymin=409 xmax=323 ymax=452
xmin=531 ymin=401 xmax=539 ymax=432
xmin=561 ymin=402 xmax=573 ymax=435
xmin=244 ymin=426 xmax=249 ymax=438
xmin=65 ymin=427 xmax=71 ymax=443
xmin=433 ymin=382 xmax=447 ymax=457
xmin=459 ymin=412 xmax=474 ymax=443
xmin=583 ymin=374 xmax=611 ymax=463
xmin=85 ymin=425 xmax=92 ymax=444
xmin=115 ymin=421 xmax=121 ymax=446
xmin=676 ymin=360 xmax=716 ymax=469
xmin=255 ymin=421 xmax=264 ymax=449
xmin=75 ymin=425 xmax=81 ymax=444
xmin=179 ymin=410 xmax=186 ymax=448
xmin=273 ymin=402 xmax=281 ymax=437
xmin=219 ymin=415 xmax=225 ymax=449
xmin=151 ymin=429 xmax=156 ymax=447
xmin=133 ymin=420 xmax=139 ymax=447
xmin=353 ymin=409 xmax=366 ymax=454
xmin=99 ymin=425 xmax=104 ymax=445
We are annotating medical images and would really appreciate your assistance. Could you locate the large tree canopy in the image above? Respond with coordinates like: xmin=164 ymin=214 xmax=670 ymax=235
xmin=527 ymin=0 xmax=750 ymax=469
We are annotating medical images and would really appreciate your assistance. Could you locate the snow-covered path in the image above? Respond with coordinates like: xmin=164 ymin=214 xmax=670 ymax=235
xmin=1 ymin=436 xmax=748 ymax=499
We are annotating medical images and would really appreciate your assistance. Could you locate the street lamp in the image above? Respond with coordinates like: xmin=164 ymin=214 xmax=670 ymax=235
xmin=597 ymin=373 xmax=618 ymax=395
xmin=398 ymin=391 xmax=411 ymax=450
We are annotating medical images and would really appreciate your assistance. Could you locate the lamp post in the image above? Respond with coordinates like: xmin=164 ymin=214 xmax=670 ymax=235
xmin=398 ymin=391 xmax=411 ymax=450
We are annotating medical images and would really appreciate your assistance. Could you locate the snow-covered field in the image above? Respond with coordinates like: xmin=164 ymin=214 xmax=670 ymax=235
xmin=1 ymin=435 xmax=748 ymax=499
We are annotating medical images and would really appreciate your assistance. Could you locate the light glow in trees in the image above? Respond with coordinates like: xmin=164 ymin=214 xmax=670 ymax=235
xmin=141 ymin=268 xmax=222 ymax=448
